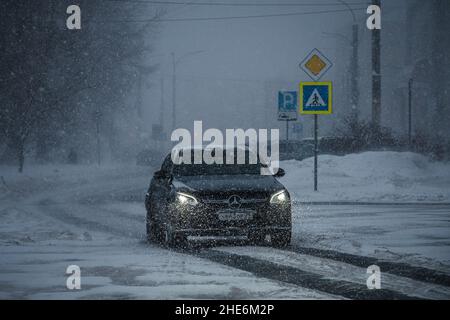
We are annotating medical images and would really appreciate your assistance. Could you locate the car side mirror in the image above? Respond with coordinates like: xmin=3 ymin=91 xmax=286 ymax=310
xmin=274 ymin=168 xmax=285 ymax=178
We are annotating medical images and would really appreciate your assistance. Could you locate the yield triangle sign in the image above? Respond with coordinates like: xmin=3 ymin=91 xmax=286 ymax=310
xmin=305 ymin=88 xmax=326 ymax=107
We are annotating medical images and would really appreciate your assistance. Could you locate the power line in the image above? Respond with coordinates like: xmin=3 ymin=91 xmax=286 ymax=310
xmin=102 ymin=0 xmax=367 ymax=7
xmin=158 ymin=72 xmax=301 ymax=85
xmin=92 ymin=7 xmax=367 ymax=23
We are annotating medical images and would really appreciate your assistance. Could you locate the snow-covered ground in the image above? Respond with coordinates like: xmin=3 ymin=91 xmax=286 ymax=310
xmin=280 ymin=151 xmax=450 ymax=203
xmin=0 ymin=164 xmax=333 ymax=299
xmin=1 ymin=240 xmax=331 ymax=299
xmin=214 ymin=246 xmax=450 ymax=299
xmin=294 ymin=204 xmax=450 ymax=270
xmin=0 ymin=151 xmax=449 ymax=299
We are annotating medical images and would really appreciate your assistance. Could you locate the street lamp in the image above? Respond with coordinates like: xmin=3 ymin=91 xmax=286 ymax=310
xmin=171 ymin=50 xmax=205 ymax=131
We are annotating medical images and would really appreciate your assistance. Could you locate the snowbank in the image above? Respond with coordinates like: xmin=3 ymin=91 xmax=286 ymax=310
xmin=280 ymin=151 xmax=450 ymax=203
xmin=0 ymin=164 xmax=149 ymax=202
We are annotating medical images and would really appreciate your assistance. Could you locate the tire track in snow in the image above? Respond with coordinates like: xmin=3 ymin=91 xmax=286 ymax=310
xmin=289 ymin=245 xmax=450 ymax=287
xmin=210 ymin=246 xmax=450 ymax=299
xmin=188 ymin=248 xmax=415 ymax=300
xmin=36 ymin=198 xmax=135 ymax=238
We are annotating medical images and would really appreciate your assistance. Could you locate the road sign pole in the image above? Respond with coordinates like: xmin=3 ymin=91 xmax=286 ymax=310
xmin=286 ymin=120 xmax=289 ymax=141
xmin=408 ymin=78 xmax=413 ymax=147
xmin=314 ymin=114 xmax=318 ymax=191
xmin=299 ymin=48 xmax=332 ymax=192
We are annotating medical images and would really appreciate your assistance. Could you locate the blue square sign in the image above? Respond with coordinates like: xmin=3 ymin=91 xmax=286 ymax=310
xmin=278 ymin=91 xmax=297 ymax=120
xmin=299 ymin=82 xmax=332 ymax=115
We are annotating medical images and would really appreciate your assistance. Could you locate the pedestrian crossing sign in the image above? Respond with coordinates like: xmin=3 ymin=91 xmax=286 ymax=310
xmin=299 ymin=82 xmax=332 ymax=115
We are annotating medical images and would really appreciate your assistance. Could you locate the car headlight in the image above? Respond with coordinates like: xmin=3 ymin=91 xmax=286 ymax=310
xmin=176 ymin=192 xmax=198 ymax=206
xmin=270 ymin=190 xmax=289 ymax=204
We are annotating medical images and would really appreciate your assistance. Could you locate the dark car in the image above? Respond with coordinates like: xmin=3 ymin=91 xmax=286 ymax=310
xmin=145 ymin=148 xmax=291 ymax=247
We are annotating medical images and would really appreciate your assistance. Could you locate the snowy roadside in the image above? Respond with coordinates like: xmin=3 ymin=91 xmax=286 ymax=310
xmin=279 ymin=151 xmax=450 ymax=203
xmin=0 ymin=164 xmax=149 ymax=203
xmin=279 ymin=152 xmax=450 ymax=271
xmin=293 ymin=204 xmax=450 ymax=272
xmin=2 ymin=151 xmax=449 ymax=205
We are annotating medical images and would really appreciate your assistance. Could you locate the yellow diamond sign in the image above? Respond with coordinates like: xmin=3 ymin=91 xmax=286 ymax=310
xmin=299 ymin=48 xmax=333 ymax=81
xmin=305 ymin=54 xmax=327 ymax=76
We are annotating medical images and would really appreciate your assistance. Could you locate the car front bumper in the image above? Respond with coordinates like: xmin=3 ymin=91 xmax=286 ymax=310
xmin=179 ymin=226 xmax=291 ymax=242
xmin=167 ymin=202 xmax=291 ymax=240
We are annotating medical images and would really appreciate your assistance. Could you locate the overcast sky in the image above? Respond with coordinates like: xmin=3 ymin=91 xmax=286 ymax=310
xmin=138 ymin=1 xmax=396 ymax=137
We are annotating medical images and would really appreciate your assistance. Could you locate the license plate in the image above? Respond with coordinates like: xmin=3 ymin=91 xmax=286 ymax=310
xmin=218 ymin=211 xmax=253 ymax=221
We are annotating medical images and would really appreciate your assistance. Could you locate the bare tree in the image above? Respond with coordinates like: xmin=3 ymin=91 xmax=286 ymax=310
xmin=0 ymin=0 xmax=160 ymax=171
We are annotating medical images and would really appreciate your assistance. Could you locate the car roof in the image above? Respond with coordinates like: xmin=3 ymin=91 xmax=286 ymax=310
xmin=171 ymin=145 xmax=254 ymax=153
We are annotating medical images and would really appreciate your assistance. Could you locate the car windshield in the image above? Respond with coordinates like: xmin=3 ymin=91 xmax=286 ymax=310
xmin=172 ymin=149 xmax=263 ymax=176
xmin=173 ymin=162 xmax=262 ymax=176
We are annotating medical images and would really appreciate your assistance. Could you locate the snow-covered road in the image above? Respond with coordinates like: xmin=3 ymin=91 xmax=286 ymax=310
xmin=0 ymin=164 xmax=449 ymax=299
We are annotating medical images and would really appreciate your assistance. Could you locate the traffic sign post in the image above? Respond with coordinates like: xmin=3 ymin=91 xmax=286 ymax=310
xmin=286 ymin=120 xmax=289 ymax=141
xmin=292 ymin=122 xmax=303 ymax=140
xmin=314 ymin=114 xmax=318 ymax=191
xmin=278 ymin=91 xmax=298 ymax=140
xmin=299 ymin=81 xmax=332 ymax=191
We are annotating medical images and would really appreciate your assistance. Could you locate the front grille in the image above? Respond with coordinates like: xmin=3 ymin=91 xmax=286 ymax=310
xmin=199 ymin=191 xmax=270 ymax=204
xmin=200 ymin=193 xmax=268 ymax=212
xmin=202 ymin=198 xmax=266 ymax=204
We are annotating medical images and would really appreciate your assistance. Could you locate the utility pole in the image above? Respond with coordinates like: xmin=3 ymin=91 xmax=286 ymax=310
xmin=408 ymin=78 xmax=413 ymax=146
xmin=372 ymin=0 xmax=381 ymax=126
xmin=135 ymin=72 xmax=143 ymax=118
xmin=337 ymin=0 xmax=359 ymax=118
xmin=94 ymin=110 xmax=101 ymax=166
xmin=171 ymin=52 xmax=176 ymax=131
xmin=131 ymin=64 xmax=154 ymax=142
xmin=160 ymin=77 xmax=165 ymax=130
xmin=135 ymin=71 xmax=143 ymax=145
xmin=351 ymin=23 xmax=359 ymax=118
xmin=159 ymin=76 xmax=165 ymax=149
xmin=171 ymin=50 xmax=204 ymax=131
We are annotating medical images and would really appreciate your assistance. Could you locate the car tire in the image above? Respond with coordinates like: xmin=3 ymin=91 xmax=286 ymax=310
xmin=146 ymin=214 xmax=157 ymax=243
xmin=271 ymin=231 xmax=291 ymax=248
xmin=163 ymin=222 xmax=178 ymax=247
xmin=146 ymin=203 xmax=161 ymax=243
xmin=162 ymin=224 xmax=187 ymax=248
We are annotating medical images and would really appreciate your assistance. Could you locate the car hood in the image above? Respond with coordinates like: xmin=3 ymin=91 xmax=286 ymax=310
xmin=172 ymin=174 xmax=285 ymax=194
